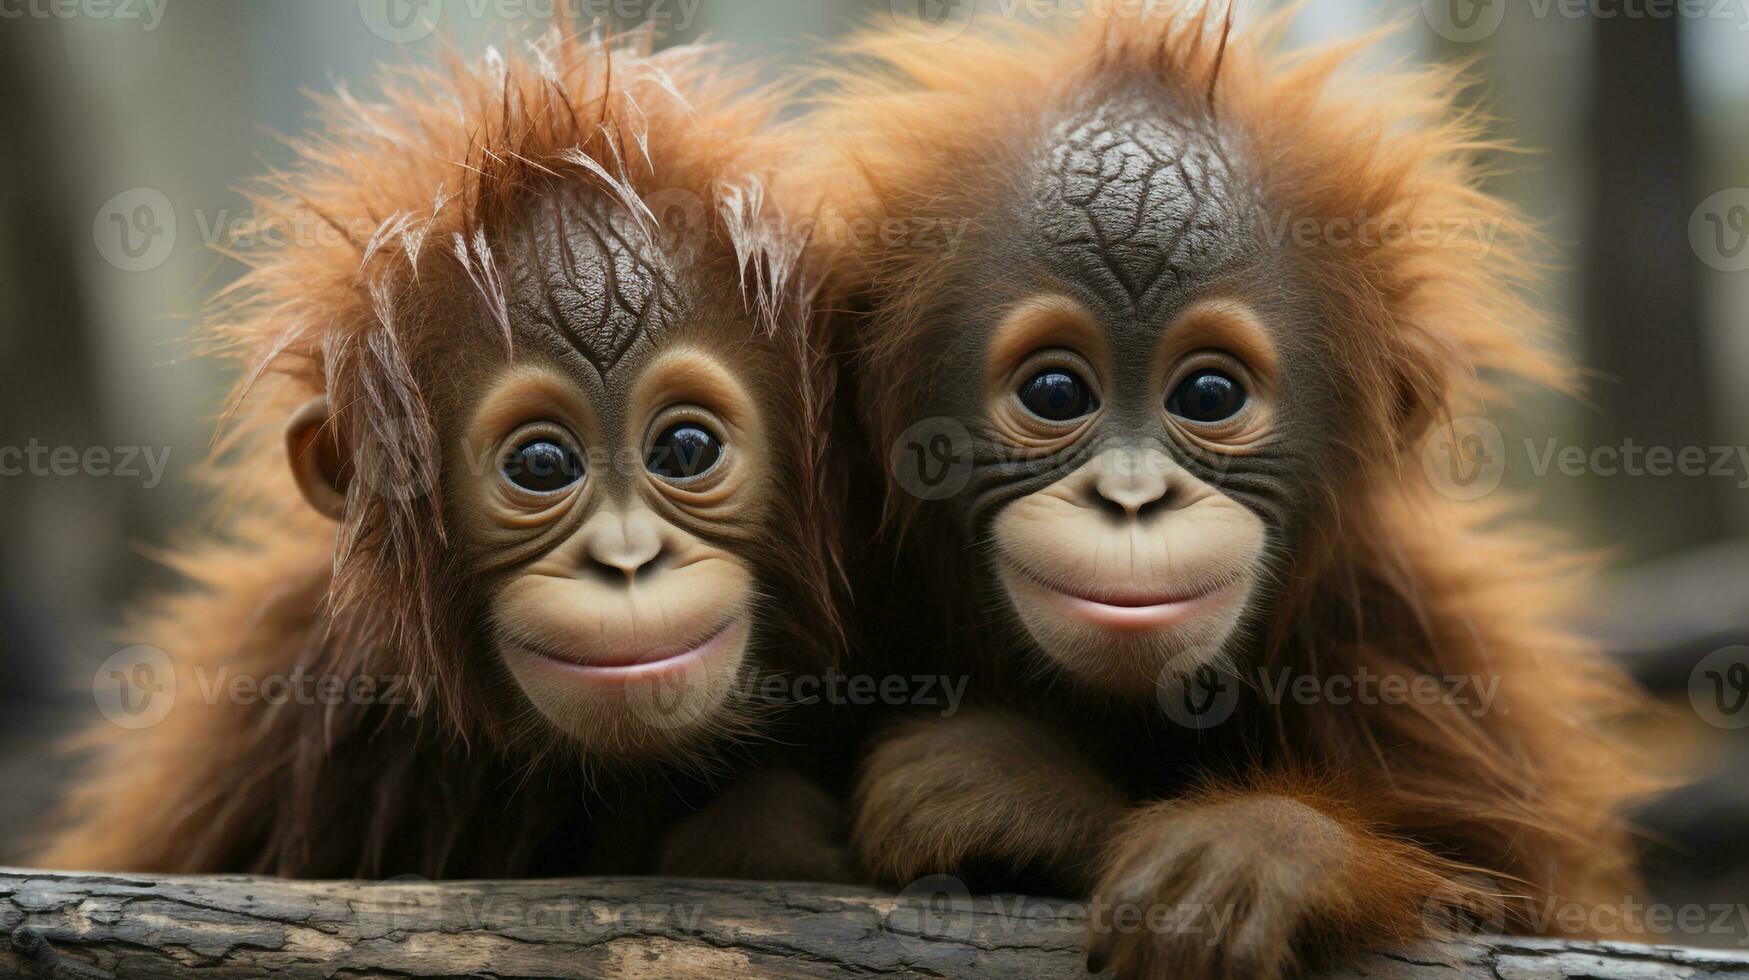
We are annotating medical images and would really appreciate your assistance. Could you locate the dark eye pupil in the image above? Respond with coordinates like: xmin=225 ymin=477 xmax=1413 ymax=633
xmin=1018 ymin=370 xmax=1095 ymax=422
xmin=648 ymin=424 xmax=723 ymax=480
xmin=1169 ymin=370 xmax=1246 ymax=423
xmin=503 ymin=439 xmax=583 ymax=493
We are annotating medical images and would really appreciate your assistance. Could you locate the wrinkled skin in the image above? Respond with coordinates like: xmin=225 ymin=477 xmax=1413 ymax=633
xmin=504 ymin=189 xmax=686 ymax=381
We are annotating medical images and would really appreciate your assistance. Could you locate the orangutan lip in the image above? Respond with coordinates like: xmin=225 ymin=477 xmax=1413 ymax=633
xmin=1001 ymin=560 xmax=1233 ymax=631
xmin=513 ymin=620 xmax=739 ymax=676
xmin=1004 ymin=558 xmax=1220 ymax=606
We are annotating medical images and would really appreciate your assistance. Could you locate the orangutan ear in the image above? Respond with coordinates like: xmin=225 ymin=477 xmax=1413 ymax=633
xmin=286 ymin=395 xmax=350 ymax=521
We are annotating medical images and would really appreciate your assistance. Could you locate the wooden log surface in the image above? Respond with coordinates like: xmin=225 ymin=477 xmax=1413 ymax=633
xmin=5 ymin=869 xmax=1749 ymax=978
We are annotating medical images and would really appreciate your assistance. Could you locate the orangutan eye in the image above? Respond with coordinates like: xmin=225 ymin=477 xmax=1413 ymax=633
xmin=648 ymin=423 xmax=724 ymax=481
xmin=1168 ymin=370 xmax=1247 ymax=424
xmin=503 ymin=439 xmax=584 ymax=494
xmin=1018 ymin=369 xmax=1098 ymax=423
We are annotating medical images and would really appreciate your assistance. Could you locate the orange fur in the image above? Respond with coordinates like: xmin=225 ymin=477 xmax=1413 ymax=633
xmin=34 ymin=29 xmax=846 ymax=877
xmin=809 ymin=4 xmax=1653 ymax=972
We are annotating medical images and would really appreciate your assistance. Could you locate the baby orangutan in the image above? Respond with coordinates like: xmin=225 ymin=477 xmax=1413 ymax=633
xmin=815 ymin=6 xmax=1650 ymax=978
xmin=37 ymin=31 xmax=848 ymax=881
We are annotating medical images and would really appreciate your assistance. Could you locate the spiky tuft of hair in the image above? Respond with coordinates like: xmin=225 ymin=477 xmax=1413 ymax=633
xmin=198 ymin=28 xmax=824 ymax=736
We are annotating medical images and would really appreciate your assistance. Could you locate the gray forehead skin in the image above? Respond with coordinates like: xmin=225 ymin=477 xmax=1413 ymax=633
xmin=1028 ymin=96 xmax=1259 ymax=333
xmin=503 ymin=189 xmax=685 ymax=381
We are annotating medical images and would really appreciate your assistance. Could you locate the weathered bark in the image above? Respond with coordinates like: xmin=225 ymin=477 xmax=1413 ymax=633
xmin=5 ymin=870 xmax=1748 ymax=978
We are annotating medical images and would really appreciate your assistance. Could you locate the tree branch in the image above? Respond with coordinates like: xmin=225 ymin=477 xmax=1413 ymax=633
xmin=4 ymin=869 xmax=1746 ymax=978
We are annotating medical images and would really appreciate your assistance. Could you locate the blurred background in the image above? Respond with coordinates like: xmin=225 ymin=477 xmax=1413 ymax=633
xmin=1 ymin=0 xmax=1746 ymax=944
